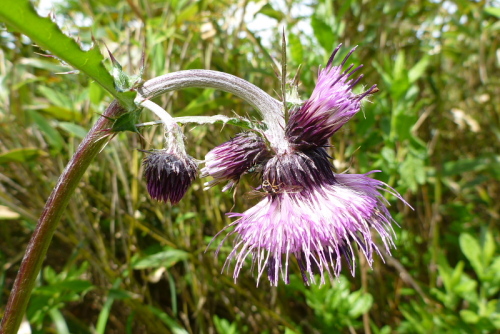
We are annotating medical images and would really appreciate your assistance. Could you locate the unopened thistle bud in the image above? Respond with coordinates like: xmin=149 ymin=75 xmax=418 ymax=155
xmin=138 ymin=99 xmax=198 ymax=204
xmin=143 ymin=149 xmax=198 ymax=204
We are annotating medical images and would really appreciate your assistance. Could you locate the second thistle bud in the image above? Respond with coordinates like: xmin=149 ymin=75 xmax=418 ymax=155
xmin=143 ymin=150 xmax=198 ymax=204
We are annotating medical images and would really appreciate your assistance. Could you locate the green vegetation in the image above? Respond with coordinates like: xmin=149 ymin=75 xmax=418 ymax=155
xmin=1 ymin=0 xmax=499 ymax=333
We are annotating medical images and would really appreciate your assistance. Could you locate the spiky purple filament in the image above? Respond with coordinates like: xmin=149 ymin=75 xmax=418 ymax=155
xmin=219 ymin=149 xmax=404 ymax=286
xmin=286 ymin=44 xmax=377 ymax=150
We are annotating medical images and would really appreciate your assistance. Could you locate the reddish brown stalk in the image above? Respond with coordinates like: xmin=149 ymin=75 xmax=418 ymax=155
xmin=0 ymin=101 xmax=127 ymax=334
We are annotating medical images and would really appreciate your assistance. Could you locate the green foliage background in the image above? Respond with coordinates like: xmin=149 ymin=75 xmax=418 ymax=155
xmin=1 ymin=0 xmax=499 ymax=333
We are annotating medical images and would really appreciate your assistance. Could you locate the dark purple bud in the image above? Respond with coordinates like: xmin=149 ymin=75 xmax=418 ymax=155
xmin=201 ymin=132 xmax=270 ymax=191
xmin=143 ymin=150 xmax=198 ymax=204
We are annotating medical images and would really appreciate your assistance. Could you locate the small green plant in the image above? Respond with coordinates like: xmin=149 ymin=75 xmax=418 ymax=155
xmin=213 ymin=315 xmax=240 ymax=334
xmin=27 ymin=262 xmax=94 ymax=334
xmin=287 ymin=274 xmax=373 ymax=332
xmin=399 ymin=230 xmax=500 ymax=333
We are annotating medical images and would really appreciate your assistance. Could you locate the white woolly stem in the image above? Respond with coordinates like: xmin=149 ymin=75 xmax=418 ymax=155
xmin=136 ymin=98 xmax=185 ymax=152
xmin=137 ymin=98 xmax=174 ymax=126
xmin=136 ymin=70 xmax=290 ymax=153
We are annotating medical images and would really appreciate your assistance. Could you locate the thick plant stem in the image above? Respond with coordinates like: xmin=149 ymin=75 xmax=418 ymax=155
xmin=136 ymin=70 xmax=288 ymax=153
xmin=0 ymin=101 xmax=127 ymax=334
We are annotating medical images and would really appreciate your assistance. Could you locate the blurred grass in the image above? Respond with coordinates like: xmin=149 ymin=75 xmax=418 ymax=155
xmin=1 ymin=0 xmax=499 ymax=333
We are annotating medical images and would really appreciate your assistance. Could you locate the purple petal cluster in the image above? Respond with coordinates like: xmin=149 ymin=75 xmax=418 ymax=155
xmin=219 ymin=150 xmax=405 ymax=286
xmin=223 ymin=175 xmax=399 ymax=285
xmin=143 ymin=150 xmax=198 ymax=204
xmin=207 ymin=44 xmax=409 ymax=285
xmin=286 ymin=45 xmax=377 ymax=150
xmin=201 ymin=132 xmax=270 ymax=191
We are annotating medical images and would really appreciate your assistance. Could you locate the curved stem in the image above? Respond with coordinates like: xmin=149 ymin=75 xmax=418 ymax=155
xmin=138 ymin=99 xmax=175 ymax=125
xmin=136 ymin=70 xmax=288 ymax=153
xmin=0 ymin=101 xmax=127 ymax=334
xmin=138 ymin=99 xmax=186 ymax=153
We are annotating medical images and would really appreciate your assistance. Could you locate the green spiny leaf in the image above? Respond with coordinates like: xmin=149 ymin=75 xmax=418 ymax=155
xmin=0 ymin=0 xmax=135 ymax=110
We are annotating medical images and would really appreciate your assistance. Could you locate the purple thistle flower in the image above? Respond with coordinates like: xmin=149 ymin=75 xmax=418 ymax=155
xmin=209 ymin=44 xmax=409 ymax=286
xmin=218 ymin=150 xmax=406 ymax=286
xmin=143 ymin=149 xmax=198 ymax=204
xmin=286 ymin=44 xmax=377 ymax=150
xmin=201 ymin=132 xmax=270 ymax=191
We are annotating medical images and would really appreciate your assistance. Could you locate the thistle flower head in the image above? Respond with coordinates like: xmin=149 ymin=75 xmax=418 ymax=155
xmin=226 ymin=171 xmax=403 ymax=286
xmin=201 ymin=132 xmax=270 ymax=191
xmin=210 ymin=44 xmax=410 ymax=286
xmin=220 ymin=148 xmax=405 ymax=286
xmin=286 ymin=44 xmax=377 ymax=150
xmin=143 ymin=149 xmax=198 ymax=204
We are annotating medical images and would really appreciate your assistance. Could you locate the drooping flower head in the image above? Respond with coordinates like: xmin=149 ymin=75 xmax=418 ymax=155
xmin=140 ymin=101 xmax=199 ymax=205
xmin=143 ymin=149 xmax=198 ymax=204
xmin=205 ymin=44 xmax=409 ymax=286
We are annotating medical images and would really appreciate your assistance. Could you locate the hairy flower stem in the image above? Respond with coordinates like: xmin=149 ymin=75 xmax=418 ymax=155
xmin=0 ymin=101 xmax=127 ymax=334
xmin=138 ymin=99 xmax=187 ymax=153
xmin=136 ymin=70 xmax=287 ymax=153
xmin=1 ymin=70 xmax=283 ymax=333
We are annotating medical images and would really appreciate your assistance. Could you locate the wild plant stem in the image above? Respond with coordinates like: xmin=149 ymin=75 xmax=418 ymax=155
xmin=0 ymin=101 xmax=127 ymax=334
xmin=136 ymin=70 xmax=287 ymax=153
